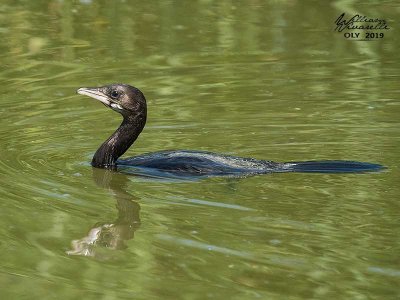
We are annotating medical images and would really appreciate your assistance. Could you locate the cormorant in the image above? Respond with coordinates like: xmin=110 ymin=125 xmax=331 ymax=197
xmin=77 ymin=84 xmax=383 ymax=178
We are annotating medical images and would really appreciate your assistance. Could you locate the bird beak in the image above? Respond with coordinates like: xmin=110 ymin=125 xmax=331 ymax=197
xmin=77 ymin=87 xmax=111 ymax=107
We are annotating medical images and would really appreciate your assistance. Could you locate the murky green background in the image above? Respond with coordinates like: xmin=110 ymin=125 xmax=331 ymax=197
xmin=0 ymin=0 xmax=399 ymax=299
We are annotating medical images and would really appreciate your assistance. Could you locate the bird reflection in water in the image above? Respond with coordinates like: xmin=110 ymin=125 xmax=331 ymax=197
xmin=67 ymin=168 xmax=140 ymax=256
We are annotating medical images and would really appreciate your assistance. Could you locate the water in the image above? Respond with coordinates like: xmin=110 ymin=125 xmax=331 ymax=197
xmin=0 ymin=1 xmax=399 ymax=299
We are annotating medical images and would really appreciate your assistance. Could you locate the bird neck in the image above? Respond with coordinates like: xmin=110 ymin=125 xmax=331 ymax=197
xmin=92 ymin=114 xmax=146 ymax=169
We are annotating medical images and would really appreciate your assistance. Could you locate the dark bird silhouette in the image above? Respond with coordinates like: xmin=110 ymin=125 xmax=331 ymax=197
xmin=77 ymin=84 xmax=384 ymax=178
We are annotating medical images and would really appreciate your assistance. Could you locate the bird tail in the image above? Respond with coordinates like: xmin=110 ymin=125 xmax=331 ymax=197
xmin=281 ymin=160 xmax=385 ymax=173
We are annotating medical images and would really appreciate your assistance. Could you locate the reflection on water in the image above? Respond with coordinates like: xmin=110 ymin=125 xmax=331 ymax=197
xmin=0 ymin=0 xmax=399 ymax=299
xmin=68 ymin=169 xmax=141 ymax=256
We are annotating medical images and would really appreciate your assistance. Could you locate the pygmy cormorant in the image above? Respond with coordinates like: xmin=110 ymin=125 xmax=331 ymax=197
xmin=77 ymin=84 xmax=383 ymax=178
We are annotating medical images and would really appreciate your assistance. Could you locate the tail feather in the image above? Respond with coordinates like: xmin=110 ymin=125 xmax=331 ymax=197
xmin=282 ymin=161 xmax=385 ymax=173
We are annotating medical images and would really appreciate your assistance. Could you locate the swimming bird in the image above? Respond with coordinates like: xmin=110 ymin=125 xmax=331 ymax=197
xmin=77 ymin=84 xmax=383 ymax=178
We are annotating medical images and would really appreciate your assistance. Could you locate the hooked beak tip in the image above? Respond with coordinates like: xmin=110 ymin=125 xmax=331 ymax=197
xmin=77 ymin=87 xmax=88 ymax=95
xmin=76 ymin=86 xmax=112 ymax=107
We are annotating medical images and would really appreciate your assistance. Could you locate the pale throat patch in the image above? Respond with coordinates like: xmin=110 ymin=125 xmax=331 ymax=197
xmin=111 ymin=103 xmax=124 ymax=112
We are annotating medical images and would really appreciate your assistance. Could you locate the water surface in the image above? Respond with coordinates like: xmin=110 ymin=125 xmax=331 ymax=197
xmin=0 ymin=1 xmax=399 ymax=299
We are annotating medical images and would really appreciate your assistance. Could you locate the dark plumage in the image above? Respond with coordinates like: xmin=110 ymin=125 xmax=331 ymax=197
xmin=77 ymin=84 xmax=384 ymax=178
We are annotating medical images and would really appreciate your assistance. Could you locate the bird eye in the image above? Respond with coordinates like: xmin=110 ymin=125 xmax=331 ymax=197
xmin=110 ymin=90 xmax=119 ymax=99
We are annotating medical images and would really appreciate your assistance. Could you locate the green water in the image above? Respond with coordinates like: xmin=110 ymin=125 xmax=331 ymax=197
xmin=0 ymin=1 xmax=399 ymax=299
